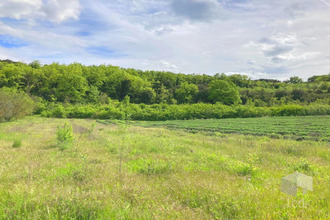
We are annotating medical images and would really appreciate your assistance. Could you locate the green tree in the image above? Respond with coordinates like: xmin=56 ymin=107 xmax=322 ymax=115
xmin=195 ymin=84 xmax=210 ymax=103
xmin=288 ymin=76 xmax=303 ymax=84
xmin=54 ymin=63 xmax=88 ymax=103
xmin=154 ymin=83 xmax=171 ymax=104
xmin=29 ymin=60 xmax=41 ymax=69
xmin=228 ymin=74 xmax=251 ymax=88
xmin=0 ymin=64 xmax=24 ymax=88
xmin=209 ymin=80 xmax=241 ymax=105
xmin=87 ymin=85 xmax=101 ymax=103
xmin=22 ymin=66 xmax=40 ymax=94
xmin=175 ymin=82 xmax=199 ymax=104
xmin=140 ymin=87 xmax=156 ymax=104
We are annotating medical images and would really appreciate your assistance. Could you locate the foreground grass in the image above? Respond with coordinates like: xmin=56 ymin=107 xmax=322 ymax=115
xmin=0 ymin=116 xmax=329 ymax=219
xmin=134 ymin=116 xmax=330 ymax=142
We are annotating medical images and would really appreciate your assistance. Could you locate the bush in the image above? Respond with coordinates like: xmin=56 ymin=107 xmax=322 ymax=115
xmin=41 ymin=102 xmax=330 ymax=121
xmin=51 ymin=104 xmax=67 ymax=118
xmin=56 ymin=123 xmax=74 ymax=150
xmin=271 ymin=105 xmax=306 ymax=116
xmin=0 ymin=88 xmax=35 ymax=122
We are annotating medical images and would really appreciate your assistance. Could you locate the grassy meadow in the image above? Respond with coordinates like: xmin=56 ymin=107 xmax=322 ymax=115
xmin=0 ymin=116 xmax=329 ymax=219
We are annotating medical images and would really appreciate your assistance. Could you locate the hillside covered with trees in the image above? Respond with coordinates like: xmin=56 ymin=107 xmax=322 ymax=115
xmin=0 ymin=60 xmax=329 ymax=121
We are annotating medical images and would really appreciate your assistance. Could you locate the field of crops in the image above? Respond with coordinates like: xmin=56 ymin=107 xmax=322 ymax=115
xmin=135 ymin=116 xmax=330 ymax=141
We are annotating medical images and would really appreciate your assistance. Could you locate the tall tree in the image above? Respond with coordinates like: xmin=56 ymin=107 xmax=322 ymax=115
xmin=209 ymin=80 xmax=241 ymax=105
xmin=175 ymin=82 xmax=199 ymax=104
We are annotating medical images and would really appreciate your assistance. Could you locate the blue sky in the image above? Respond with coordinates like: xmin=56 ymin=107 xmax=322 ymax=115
xmin=0 ymin=0 xmax=329 ymax=80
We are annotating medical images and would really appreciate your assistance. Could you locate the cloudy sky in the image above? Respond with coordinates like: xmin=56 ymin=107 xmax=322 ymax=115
xmin=0 ymin=0 xmax=329 ymax=80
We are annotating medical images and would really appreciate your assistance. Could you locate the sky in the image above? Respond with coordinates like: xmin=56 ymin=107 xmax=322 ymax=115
xmin=0 ymin=0 xmax=329 ymax=80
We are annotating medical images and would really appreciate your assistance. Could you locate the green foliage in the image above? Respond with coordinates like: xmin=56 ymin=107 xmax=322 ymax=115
xmin=0 ymin=64 xmax=24 ymax=88
xmin=289 ymin=159 xmax=316 ymax=176
xmin=209 ymin=80 xmax=241 ymax=105
xmin=0 ymin=60 xmax=329 ymax=121
xmin=154 ymin=84 xmax=171 ymax=104
xmin=175 ymin=82 xmax=199 ymax=104
xmin=50 ymin=104 xmax=67 ymax=118
xmin=56 ymin=123 xmax=74 ymax=150
xmin=287 ymin=76 xmax=303 ymax=84
xmin=12 ymin=139 xmax=22 ymax=148
xmin=57 ymin=158 xmax=88 ymax=182
xmin=140 ymin=87 xmax=156 ymax=104
xmin=0 ymin=87 xmax=35 ymax=121
xmin=29 ymin=60 xmax=41 ymax=69
xmin=122 ymin=95 xmax=130 ymax=107
xmin=87 ymin=85 xmax=101 ymax=103
xmin=55 ymin=64 xmax=89 ymax=103
xmin=41 ymin=101 xmax=330 ymax=122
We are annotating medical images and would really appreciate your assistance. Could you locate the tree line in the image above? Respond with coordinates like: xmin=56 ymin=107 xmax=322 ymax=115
xmin=0 ymin=60 xmax=329 ymax=121
xmin=1 ymin=60 xmax=329 ymax=105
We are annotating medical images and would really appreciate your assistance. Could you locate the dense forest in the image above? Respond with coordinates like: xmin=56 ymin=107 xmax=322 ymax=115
xmin=0 ymin=59 xmax=329 ymax=121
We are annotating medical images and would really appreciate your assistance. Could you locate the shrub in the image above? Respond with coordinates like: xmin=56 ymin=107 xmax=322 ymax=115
xmin=41 ymin=102 xmax=330 ymax=121
xmin=56 ymin=123 xmax=74 ymax=150
xmin=271 ymin=105 xmax=306 ymax=116
xmin=0 ymin=88 xmax=35 ymax=122
xmin=52 ymin=104 xmax=67 ymax=118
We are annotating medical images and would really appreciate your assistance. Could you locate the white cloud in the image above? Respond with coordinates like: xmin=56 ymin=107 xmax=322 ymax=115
xmin=42 ymin=0 xmax=81 ymax=23
xmin=0 ymin=0 xmax=81 ymax=23
xmin=0 ymin=0 xmax=329 ymax=80
xmin=319 ymin=0 xmax=330 ymax=6
xmin=0 ymin=0 xmax=43 ymax=20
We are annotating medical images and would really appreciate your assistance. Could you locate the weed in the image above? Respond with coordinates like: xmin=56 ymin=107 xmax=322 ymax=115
xmin=285 ymin=145 xmax=302 ymax=156
xmin=234 ymin=161 xmax=256 ymax=176
xmin=247 ymin=153 xmax=261 ymax=164
xmin=228 ymin=158 xmax=259 ymax=177
xmin=290 ymin=159 xmax=315 ymax=175
xmin=12 ymin=139 xmax=22 ymax=148
xmin=57 ymin=159 xmax=88 ymax=183
xmin=109 ymin=146 xmax=118 ymax=154
xmin=127 ymin=158 xmax=173 ymax=174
